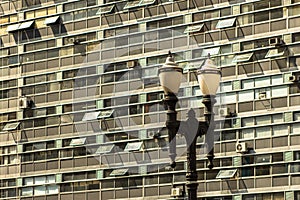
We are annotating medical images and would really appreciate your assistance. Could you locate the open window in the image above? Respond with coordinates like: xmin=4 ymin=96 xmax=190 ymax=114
xmin=216 ymin=18 xmax=236 ymax=29
xmin=3 ymin=122 xmax=20 ymax=131
xmin=216 ymin=169 xmax=237 ymax=179
xmin=201 ymin=47 xmax=220 ymax=57
xmin=96 ymin=5 xmax=115 ymax=15
xmin=124 ymin=141 xmax=143 ymax=151
xmin=69 ymin=138 xmax=86 ymax=146
xmin=110 ymin=168 xmax=128 ymax=176
xmin=184 ymin=24 xmax=204 ymax=34
xmin=96 ymin=144 xmax=115 ymax=154
xmin=82 ymin=111 xmax=101 ymax=121
xmin=232 ymin=53 xmax=253 ymax=63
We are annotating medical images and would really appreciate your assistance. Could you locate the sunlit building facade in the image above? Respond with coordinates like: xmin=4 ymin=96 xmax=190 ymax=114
xmin=1 ymin=0 xmax=300 ymax=199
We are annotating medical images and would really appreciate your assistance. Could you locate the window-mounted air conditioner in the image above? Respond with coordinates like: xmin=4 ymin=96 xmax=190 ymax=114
xmin=236 ymin=142 xmax=247 ymax=153
xmin=171 ymin=188 xmax=182 ymax=197
xmin=269 ymin=38 xmax=284 ymax=47
xmin=218 ymin=108 xmax=229 ymax=117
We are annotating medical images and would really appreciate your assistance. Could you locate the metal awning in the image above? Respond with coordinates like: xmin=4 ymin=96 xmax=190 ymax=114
xmin=232 ymin=53 xmax=253 ymax=63
xmin=96 ymin=5 xmax=114 ymax=15
xmin=82 ymin=111 xmax=101 ymax=121
xmin=3 ymin=122 xmax=20 ymax=131
xmin=184 ymin=24 xmax=204 ymax=34
xmin=18 ymin=21 xmax=34 ymax=30
xmin=69 ymin=138 xmax=86 ymax=146
xmin=6 ymin=24 xmax=19 ymax=32
xmin=216 ymin=18 xmax=236 ymax=29
xmin=44 ymin=16 xmax=60 ymax=25
xmin=124 ymin=141 xmax=143 ymax=151
xmin=216 ymin=169 xmax=237 ymax=179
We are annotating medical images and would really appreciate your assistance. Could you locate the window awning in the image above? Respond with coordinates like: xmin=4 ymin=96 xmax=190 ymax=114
xmin=184 ymin=24 xmax=204 ymax=34
xmin=232 ymin=53 xmax=253 ymax=63
xmin=44 ymin=16 xmax=60 ymax=25
xmin=110 ymin=168 xmax=128 ymax=176
xmin=123 ymin=0 xmax=140 ymax=9
xmin=140 ymin=0 xmax=156 ymax=6
xmin=96 ymin=144 xmax=115 ymax=154
xmin=124 ymin=141 xmax=143 ymax=151
xmin=82 ymin=111 xmax=101 ymax=121
xmin=6 ymin=24 xmax=19 ymax=32
xmin=216 ymin=18 xmax=236 ymax=29
xmin=201 ymin=47 xmax=220 ymax=57
xmin=96 ymin=5 xmax=114 ymax=15
xmin=97 ymin=110 xmax=114 ymax=119
xmin=265 ymin=48 xmax=286 ymax=58
xmin=69 ymin=138 xmax=86 ymax=146
xmin=18 ymin=21 xmax=34 ymax=30
xmin=3 ymin=122 xmax=20 ymax=131
xmin=216 ymin=169 xmax=237 ymax=179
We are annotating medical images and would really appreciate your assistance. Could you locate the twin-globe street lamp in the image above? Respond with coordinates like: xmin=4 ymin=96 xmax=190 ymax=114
xmin=158 ymin=51 xmax=221 ymax=200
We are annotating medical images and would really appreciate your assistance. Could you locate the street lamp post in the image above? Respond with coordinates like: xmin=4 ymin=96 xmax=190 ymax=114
xmin=158 ymin=51 xmax=221 ymax=200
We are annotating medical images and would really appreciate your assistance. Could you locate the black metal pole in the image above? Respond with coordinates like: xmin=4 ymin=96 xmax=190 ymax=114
xmin=202 ymin=95 xmax=216 ymax=169
xmin=186 ymin=131 xmax=198 ymax=200
xmin=164 ymin=93 xmax=179 ymax=168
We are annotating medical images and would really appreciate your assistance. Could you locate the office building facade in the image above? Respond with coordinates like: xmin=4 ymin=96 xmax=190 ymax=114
xmin=1 ymin=0 xmax=300 ymax=199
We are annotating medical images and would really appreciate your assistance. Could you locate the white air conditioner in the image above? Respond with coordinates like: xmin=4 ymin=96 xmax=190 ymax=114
xmin=159 ymin=93 xmax=165 ymax=100
xmin=236 ymin=142 xmax=247 ymax=153
xmin=258 ymin=92 xmax=267 ymax=99
xmin=171 ymin=188 xmax=182 ymax=197
xmin=269 ymin=38 xmax=284 ymax=46
xmin=218 ymin=108 xmax=229 ymax=117
xmin=19 ymin=97 xmax=28 ymax=109
xmin=127 ymin=61 xmax=136 ymax=68
xmin=148 ymin=131 xmax=160 ymax=139
xmin=289 ymin=75 xmax=297 ymax=82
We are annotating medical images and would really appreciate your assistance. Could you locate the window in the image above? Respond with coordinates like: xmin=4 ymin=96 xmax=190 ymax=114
xmin=124 ymin=1 xmax=140 ymax=10
xmin=216 ymin=18 xmax=236 ymax=29
xmin=3 ymin=122 xmax=20 ymax=131
xmin=124 ymin=141 xmax=143 ymax=151
xmin=232 ymin=53 xmax=253 ymax=63
xmin=201 ymin=47 xmax=220 ymax=57
xmin=216 ymin=169 xmax=237 ymax=179
xmin=6 ymin=24 xmax=19 ymax=32
xmin=110 ymin=168 xmax=128 ymax=176
xmin=98 ymin=110 xmax=114 ymax=119
xmin=96 ymin=144 xmax=115 ymax=154
xmin=184 ymin=24 xmax=204 ymax=34
xmin=69 ymin=138 xmax=86 ymax=146
xmin=265 ymin=48 xmax=286 ymax=58
xmin=96 ymin=5 xmax=114 ymax=15
xmin=82 ymin=111 xmax=101 ymax=121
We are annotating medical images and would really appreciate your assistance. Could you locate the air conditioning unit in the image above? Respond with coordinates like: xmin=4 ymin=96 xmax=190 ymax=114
xmin=218 ymin=108 xmax=229 ymax=117
xmin=258 ymin=92 xmax=267 ymax=99
xmin=19 ymin=96 xmax=28 ymax=109
xmin=148 ymin=131 xmax=160 ymax=139
xmin=289 ymin=75 xmax=297 ymax=82
xmin=127 ymin=61 xmax=136 ymax=68
xmin=171 ymin=188 xmax=182 ymax=197
xmin=236 ymin=142 xmax=247 ymax=153
xmin=159 ymin=93 xmax=165 ymax=100
xmin=269 ymin=38 xmax=284 ymax=47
